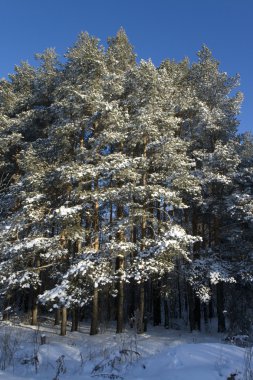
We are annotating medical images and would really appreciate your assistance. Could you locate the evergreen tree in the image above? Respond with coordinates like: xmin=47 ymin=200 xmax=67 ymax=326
xmin=0 ymin=31 xmax=250 ymax=337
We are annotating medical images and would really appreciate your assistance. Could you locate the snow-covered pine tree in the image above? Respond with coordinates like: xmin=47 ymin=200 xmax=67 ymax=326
xmin=0 ymin=32 xmax=250 ymax=337
xmin=179 ymin=46 xmax=243 ymax=331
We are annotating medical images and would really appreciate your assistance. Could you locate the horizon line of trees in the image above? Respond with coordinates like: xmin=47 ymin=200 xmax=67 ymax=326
xmin=0 ymin=28 xmax=252 ymax=336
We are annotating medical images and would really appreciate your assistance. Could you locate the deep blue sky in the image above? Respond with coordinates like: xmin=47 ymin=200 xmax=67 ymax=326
xmin=0 ymin=0 xmax=252 ymax=133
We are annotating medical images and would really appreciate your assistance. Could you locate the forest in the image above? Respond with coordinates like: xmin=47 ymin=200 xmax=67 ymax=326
xmin=0 ymin=28 xmax=252 ymax=337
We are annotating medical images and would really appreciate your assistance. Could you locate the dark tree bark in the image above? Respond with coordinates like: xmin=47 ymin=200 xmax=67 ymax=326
xmin=137 ymin=282 xmax=145 ymax=334
xmin=164 ymin=299 xmax=169 ymax=329
xmin=2 ymin=297 xmax=11 ymax=321
xmin=188 ymin=285 xmax=201 ymax=331
xmin=137 ymin=137 xmax=147 ymax=335
xmin=116 ymin=254 xmax=124 ymax=333
xmin=128 ymin=223 xmax=137 ymax=320
xmin=93 ymin=199 xmax=99 ymax=250
xmin=90 ymin=287 xmax=99 ymax=335
xmin=177 ymin=263 xmax=182 ymax=319
xmin=54 ymin=308 xmax=61 ymax=325
xmin=127 ymin=280 xmax=136 ymax=321
xmin=90 ymin=179 xmax=100 ymax=335
xmin=194 ymin=295 xmax=201 ymax=331
xmin=152 ymin=281 xmax=161 ymax=326
xmin=203 ymin=303 xmax=209 ymax=328
xmin=217 ymin=282 xmax=226 ymax=332
xmin=187 ymin=208 xmax=201 ymax=331
xmin=71 ymin=308 xmax=79 ymax=332
xmin=31 ymin=292 xmax=38 ymax=326
xmin=61 ymin=307 xmax=67 ymax=336
xmin=188 ymin=284 xmax=195 ymax=331
xmin=31 ymin=255 xmax=41 ymax=326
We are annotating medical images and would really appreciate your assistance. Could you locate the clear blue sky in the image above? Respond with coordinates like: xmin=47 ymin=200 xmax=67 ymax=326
xmin=0 ymin=0 xmax=252 ymax=133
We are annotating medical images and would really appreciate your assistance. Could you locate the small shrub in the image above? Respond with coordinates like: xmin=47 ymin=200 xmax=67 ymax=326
xmin=91 ymin=334 xmax=141 ymax=379
xmin=0 ymin=328 xmax=19 ymax=370
xmin=243 ymin=345 xmax=253 ymax=380
xmin=53 ymin=355 xmax=67 ymax=380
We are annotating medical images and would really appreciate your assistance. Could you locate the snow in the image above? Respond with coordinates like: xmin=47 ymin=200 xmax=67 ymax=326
xmin=0 ymin=321 xmax=251 ymax=380
xmin=129 ymin=343 xmax=244 ymax=380
xmin=55 ymin=205 xmax=82 ymax=217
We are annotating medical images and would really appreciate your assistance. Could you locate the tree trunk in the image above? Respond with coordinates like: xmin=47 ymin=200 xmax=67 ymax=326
xmin=90 ymin=287 xmax=99 ymax=335
xmin=194 ymin=295 xmax=201 ymax=331
xmin=3 ymin=295 xmax=14 ymax=321
xmin=61 ymin=307 xmax=67 ymax=336
xmin=31 ymin=295 xmax=38 ymax=326
xmin=90 ymin=178 xmax=100 ymax=335
xmin=127 ymin=280 xmax=136 ymax=321
xmin=164 ymin=299 xmax=169 ymax=329
xmin=128 ymin=223 xmax=137 ymax=320
xmin=188 ymin=284 xmax=195 ymax=331
xmin=177 ymin=263 xmax=182 ymax=319
xmin=152 ymin=281 xmax=161 ymax=326
xmin=31 ymin=255 xmax=41 ymax=326
xmin=217 ymin=282 xmax=226 ymax=332
xmin=54 ymin=308 xmax=61 ymax=325
xmin=116 ymin=255 xmax=124 ymax=333
xmin=208 ymin=296 xmax=214 ymax=319
xmin=71 ymin=308 xmax=79 ymax=332
xmin=203 ymin=303 xmax=208 ymax=328
xmin=187 ymin=285 xmax=201 ymax=331
xmin=93 ymin=199 xmax=99 ymax=250
xmin=137 ymin=282 xmax=145 ymax=334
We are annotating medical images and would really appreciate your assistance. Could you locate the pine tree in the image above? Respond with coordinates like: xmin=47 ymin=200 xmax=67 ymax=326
xmin=0 ymin=32 xmax=250 ymax=337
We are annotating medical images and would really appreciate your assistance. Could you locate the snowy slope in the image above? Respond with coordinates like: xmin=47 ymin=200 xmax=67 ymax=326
xmin=127 ymin=343 xmax=245 ymax=380
xmin=0 ymin=321 xmax=251 ymax=380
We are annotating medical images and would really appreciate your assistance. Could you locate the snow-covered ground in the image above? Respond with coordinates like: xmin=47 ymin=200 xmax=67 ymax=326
xmin=0 ymin=319 xmax=251 ymax=380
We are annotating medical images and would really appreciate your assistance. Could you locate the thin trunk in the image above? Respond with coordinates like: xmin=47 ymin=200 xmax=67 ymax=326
xmin=137 ymin=282 xmax=145 ymax=334
xmin=116 ymin=203 xmax=124 ymax=239
xmin=192 ymin=207 xmax=200 ymax=253
xmin=128 ymin=223 xmax=137 ymax=319
xmin=217 ymin=282 xmax=226 ymax=332
xmin=31 ymin=296 xmax=38 ymax=326
xmin=212 ymin=207 xmax=225 ymax=333
xmin=93 ymin=199 xmax=99 ymax=251
xmin=152 ymin=281 xmax=161 ymax=326
xmin=194 ymin=295 xmax=201 ymax=331
xmin=61 ymin=307 xmax=67 ymax=336
xmin=31 ymin=255 xmax=41 ymax=326
xmin=80 ymin=125 xmax=85 ymax=148
xmin=90 ymin=287 xmax=99 ymax=335
xmin=85 ymin=210 xmax=91 ymax=246
xmin=164 ymin=299 xmax=169 ymax=329
xmin=153 ymin=200 xmax=163 ymax=326
xmin=213 ymin=215 xmax=220 ymax=247
xmin=177 ymin=265 xmax=182 ymax=319
xmin=2 ymin=298 xmax=10 ymax=321
xmin=189 ymin=208 xmax=201 ymax=330
xmin=208 ymin=297 xmax=214 ymax=319
xmin=138 ymin=136 xmax=147 ymax=333
xmin=187 ymin=285 xmax=201 ymax=331
xmin=203 ymin=303 xmax=209 ymax=329
xmin=54 ymin=308 xmax=61 ymax=325
xmin=115 ymin=195 xmax=125 ymax=333
xmin=71 ymin=308 xmax=79 ymax=332
xmin=127 ymin=281 xmax=136 ymax=320
xmin=90 ymin=178 xmax=100 ymax=335
xmin=188 ymin=284 xmax=195 ymax=332
xmin=116 ymin=255 xmax=124 ymax=333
